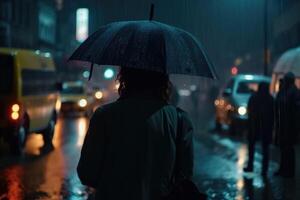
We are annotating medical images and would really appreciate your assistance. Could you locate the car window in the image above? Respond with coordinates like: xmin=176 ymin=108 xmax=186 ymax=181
xmin=62 ymin=86 xmax=84 ymax=94
xmin=236 ymin=81 xmax=259 ymax=94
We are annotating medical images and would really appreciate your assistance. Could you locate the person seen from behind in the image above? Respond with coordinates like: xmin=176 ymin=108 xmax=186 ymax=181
xmin=244 ymin=82 xmax=274 ymax=176
xmin=77 ymin=67 xmax=194 ymax=200
xmin=274 ymin=72 xmax=299 ymax=178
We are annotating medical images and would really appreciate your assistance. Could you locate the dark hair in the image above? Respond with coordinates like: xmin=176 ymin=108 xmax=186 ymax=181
xmin=117 ymin=67 xmax=171 ymax=102
xmin=283 ymin=72 xmax=295 ymax=87
xmin=258 ymin=82 xmax=269 ymax=94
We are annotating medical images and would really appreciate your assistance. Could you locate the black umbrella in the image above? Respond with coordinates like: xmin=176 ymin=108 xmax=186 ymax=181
xmin=69 ymin=5 xmax=217 ymax=80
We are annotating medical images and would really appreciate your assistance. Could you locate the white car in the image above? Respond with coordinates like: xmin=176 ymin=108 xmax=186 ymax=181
xmin=215 ymin=74 xmax=271 ymax=134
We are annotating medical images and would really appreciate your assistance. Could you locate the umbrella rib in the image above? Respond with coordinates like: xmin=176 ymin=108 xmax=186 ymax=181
xmin=154 ymin=22 xmax=167 ymax=73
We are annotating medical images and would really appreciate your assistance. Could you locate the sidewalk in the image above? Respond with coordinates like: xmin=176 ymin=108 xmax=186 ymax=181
xmin=193 ymin=132 xmax=300 ymax=200
xmin=206 ymin=132 xmax=300 ymax=178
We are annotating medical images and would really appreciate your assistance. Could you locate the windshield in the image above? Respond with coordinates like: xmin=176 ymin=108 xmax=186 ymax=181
xmin=236 ymin=81 xmax=259 ymax=94
xmin=0 ymin=54 xmax=14 ymax=95
xmin=62 ymin=86 xmax=84 ymax=95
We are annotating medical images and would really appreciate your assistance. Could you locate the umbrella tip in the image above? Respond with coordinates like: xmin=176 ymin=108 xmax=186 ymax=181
xmin=149 ymin=3 xmax=154 ymax=21
xmin=88 ymin=62 xmax=94 ymax=81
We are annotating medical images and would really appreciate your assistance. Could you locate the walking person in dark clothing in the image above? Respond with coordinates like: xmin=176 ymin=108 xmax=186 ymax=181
xmin=244 ymin=82 xmax=274 ymax=176
xmin=77 ymin=68 xmax=194 ymax=200
xmin=274 ymin=72 xmax=299 ymax=178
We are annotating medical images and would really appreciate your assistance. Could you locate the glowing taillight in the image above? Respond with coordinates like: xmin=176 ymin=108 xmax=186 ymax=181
xmin=12 ymin=104 xmax=20 ymax=112
xmin=11 ymin=112 xmax=19 ymax=120
xmin=10 ymin=103 xmax=20 ymax=120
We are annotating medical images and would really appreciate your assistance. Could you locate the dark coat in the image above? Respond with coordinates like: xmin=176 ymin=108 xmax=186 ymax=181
xmin=77 ymin=95 xmax=194 ymax=200
xmin=275 ymin=85 xmax=299 ymax=146
xmin=248 ymin=91 xmax=274 ymax=144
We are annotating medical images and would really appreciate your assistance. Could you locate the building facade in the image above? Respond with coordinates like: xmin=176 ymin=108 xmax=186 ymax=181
xmin=0 ymin=0 xmax=92 ymax=80
xmin=272 ymin=0 xmax=300 ymax=59
xmin=0 ymin=0 xmax=58 ymax=52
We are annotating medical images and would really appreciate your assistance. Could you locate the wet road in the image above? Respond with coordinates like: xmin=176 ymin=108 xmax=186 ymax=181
xmin=0 ymin=117 xmax=92 ymax=200
xmin=0 ymin=117 xmax=299 ymax=200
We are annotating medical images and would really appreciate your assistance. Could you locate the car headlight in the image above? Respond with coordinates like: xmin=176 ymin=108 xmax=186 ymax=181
xmin=238 ymin=106 xmax=247 ymax=116
xmin=78 ymin=99 xmax=87 ymax=107
xmin=95 ymin=91 xmax=103 ymax=99
xmin=214 ymin=99 xmax=220 ymax=106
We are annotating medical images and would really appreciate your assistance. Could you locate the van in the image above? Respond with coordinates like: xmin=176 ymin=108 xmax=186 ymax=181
xmin=0 ymin=48 xmax=60 ymax=154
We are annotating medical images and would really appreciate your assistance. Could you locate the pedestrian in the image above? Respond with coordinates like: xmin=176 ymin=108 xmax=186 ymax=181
xmin=244 ymin=82 xmax=274 ymax=176
xmin=274 ymin=72 xmax=299 ymax=178
xmin=77 ymin=67 xmax=194 ymax=200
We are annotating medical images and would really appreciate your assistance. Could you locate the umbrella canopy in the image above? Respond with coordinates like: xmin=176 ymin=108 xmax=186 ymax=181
xmin=274 ymin=46 xmax=300 ymax=77
xmin=69 ymin=20 xmax=217 ymax=79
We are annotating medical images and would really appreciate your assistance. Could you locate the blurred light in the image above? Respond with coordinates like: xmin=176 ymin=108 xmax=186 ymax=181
xmin=244 ymin=75 xmax=254 ymax=80
xmin=237 ymin=179 xmax=244 ymax=190
xmin=275 ymin=81 xmax=280 ymax=92
xmin=231 ymin=66 xmax=238 ymax=75
xmin=55 ymin=99 xmax=61 ymax=111
xmin=11 ymin=112 xmax=19 ymax=120
xmin=190 ymin=85 xmax=197 ymax=91
xmin=253 ymin=178 xmax=265 ymax=188
xmin=44 ymin=52 xmax=51 ymax=57
xmin=82 ymin=71 xmax=90 ymax=78
xmin=95 ymin=91 xmax=103 ymax=99
xmin=76 ymin=8 xmax=89 ymax=42
xmin=219 ymin=99 xmax=225 ymax=106
xmin=115 ymin=82 xmax=120 ymax=90
xmin=77 ymin=118 xmax=88 ymax=147
xmin=214 ymin=99 xmax=220 ymax=106
xmin=104 ymin=68 xmax=114 ymax=79
xmin=226 ymin=104 xmax=232 ymax=110
xmin=178 ymin=89 xmax=191 ymax=96
xmin=78 ymin=99 xmax=87 ymax=107
xmin=62 ymin=83 xmax=68 ymax=90
xmin=238 ymin=106 xmax=247 ymax=116
xmin=234 ymin=57 xmax=243 ymax=66
xmin=237 ymin=144 xmax=247 ymax=171
xmin=12 ymin=104 xmax=20 ymax=112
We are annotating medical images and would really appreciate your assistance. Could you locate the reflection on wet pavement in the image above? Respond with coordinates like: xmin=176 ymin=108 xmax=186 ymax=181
xmin=194 ymin=133 xmax=300 ymax=200
xmin=1 ymin=117 xmax=300 ymax=199
xmin=0 ymin=117 xmax=91 ymax=200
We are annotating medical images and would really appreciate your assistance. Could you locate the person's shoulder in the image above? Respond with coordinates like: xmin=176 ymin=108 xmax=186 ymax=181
xmin=176 ymin=107 xmax=193 ymax=126
xmin=248 ymin=93 xmax=257 ymax=103
xmin=93 ymin=101 xmax=120 ymax=116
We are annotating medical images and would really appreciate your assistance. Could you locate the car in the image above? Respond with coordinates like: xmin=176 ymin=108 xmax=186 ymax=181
xmin=0 ymin=48 xmax=61 ymax=154
xmin=60 ymin=81 xmax=95 ymax=116
xmin=214 ymin=74 xmax=271 ymax=134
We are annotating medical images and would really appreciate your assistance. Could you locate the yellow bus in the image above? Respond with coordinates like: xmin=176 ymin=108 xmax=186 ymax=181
xmin=0 ymin=48 xmax=60 ymax=155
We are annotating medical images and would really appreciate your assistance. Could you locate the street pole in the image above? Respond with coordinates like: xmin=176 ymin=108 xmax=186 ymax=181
xmin=263 ymin=0 xmax=269 ymax=75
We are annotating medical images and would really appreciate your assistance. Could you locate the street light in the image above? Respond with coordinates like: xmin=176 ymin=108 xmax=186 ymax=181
xmin=104 ymin=68 xmax=115 ymax=79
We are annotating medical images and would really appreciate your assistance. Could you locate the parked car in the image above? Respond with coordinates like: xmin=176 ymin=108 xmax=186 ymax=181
xmin=215 ymin=74 xmax=271 ymax=134
xmin=0 ymin=48 xmax=60 ymax=154
xmin=60 ymin=81 xmax=95 ymax=116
